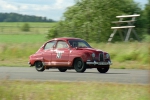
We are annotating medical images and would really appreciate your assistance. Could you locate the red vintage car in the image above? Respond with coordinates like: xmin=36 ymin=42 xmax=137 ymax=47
xmin=29 ymin=37 xmax=112 ymax=73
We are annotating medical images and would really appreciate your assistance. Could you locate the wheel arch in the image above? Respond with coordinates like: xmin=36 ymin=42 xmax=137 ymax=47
xmin=71 ymin=57 xmax=84 ymax=66
xmin=33 ymin=60 xmax=43 ymax=66
xmin=72 ymin=57 xmax=82 ymax=66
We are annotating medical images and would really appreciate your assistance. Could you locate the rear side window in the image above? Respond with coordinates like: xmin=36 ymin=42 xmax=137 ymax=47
xmin=44 ymin=41 xmax=56 ymax=50
xmin=56 ymin=41 xmax=69 ymax=49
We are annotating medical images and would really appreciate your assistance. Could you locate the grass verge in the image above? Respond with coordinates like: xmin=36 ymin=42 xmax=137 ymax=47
xmin=0 ymin=80 xmax=149 ymax=100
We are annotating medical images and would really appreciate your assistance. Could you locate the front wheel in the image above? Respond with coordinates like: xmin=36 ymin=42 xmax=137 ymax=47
xmin=35 ymin=61 xmax=45 ymax=72
xmin=97 ymin=65 xmax=109 ymax=73
xmin=74 ymin=58 xmax=86 ymax=73
xmin=58 ymin=68 xmax=67 ymax=72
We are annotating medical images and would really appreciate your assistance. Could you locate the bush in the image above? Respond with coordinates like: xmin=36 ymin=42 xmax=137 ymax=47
xmin=21 ymin=23 xmax=30 ymax=32
xmin=143 ymin=34 xmax=150 ymax=42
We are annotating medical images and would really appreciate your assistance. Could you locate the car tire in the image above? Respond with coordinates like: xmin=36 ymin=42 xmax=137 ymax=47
xmin=35 ymin=61 xmax=45 ymax=72
xmin=97 ymin=65 xmax=109 ymax=73
xmin=74 ymin=58 xmax=86 ymax=73
xmin=58 ymin=68 xmax=67 ymax=72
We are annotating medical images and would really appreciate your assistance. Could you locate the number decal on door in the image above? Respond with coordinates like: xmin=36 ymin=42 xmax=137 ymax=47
xmin=57 ymin=52 xmax=62 ymax=58
xmin=56 ymin=51 xmax=64 ymax=58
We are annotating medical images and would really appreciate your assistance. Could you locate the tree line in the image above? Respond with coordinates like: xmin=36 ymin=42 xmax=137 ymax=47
xmin=47 ymin=0 xmax=150 ymax=42
xmin=0 ymin=13 xmax=55 ymax=22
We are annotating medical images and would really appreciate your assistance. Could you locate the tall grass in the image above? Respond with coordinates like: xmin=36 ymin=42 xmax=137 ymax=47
xmin=0 ymin=34 xmax=46 ymax=66
xmin=0 ymin=41 xmax=149 ymax=69
xmin=0 ymin=43 xmax=42 ymax=66
xmin=91 ymin=42 xmax=150 ymax=69
xmin=0 ymin=80 xmax=149 ymax=100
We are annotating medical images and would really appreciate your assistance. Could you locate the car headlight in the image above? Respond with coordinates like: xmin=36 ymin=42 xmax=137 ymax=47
xmin=106 ymin=54 xmax=110 ymax=59
xmin=92 ymin=53 xmax=95 ymax=58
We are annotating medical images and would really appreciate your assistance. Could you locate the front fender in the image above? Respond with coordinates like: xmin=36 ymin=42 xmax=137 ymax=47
xmin=29 ymin=54 xmax=44 ymax=66
xmin=69 ymin=52 xmax=92 ymax=66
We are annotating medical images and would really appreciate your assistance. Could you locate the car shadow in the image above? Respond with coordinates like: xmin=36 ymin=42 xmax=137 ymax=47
xmin=103 ymin=73 xmax=129 ymax=74
xmin=45 ymin=70 xmax=129 ymax=74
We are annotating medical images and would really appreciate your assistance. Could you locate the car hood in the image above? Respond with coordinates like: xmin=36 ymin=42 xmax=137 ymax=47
xmin=76 ymin=47 xmax=103 ymax=53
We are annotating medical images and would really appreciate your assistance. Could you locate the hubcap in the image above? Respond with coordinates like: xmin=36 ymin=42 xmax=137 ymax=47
xmin=77 ymin=61 xmax=82 ymax=69
xmin=101 ymin=68 xmax=105 ymax=70
xmin=37 ymin=62 xmax=42 ymax=69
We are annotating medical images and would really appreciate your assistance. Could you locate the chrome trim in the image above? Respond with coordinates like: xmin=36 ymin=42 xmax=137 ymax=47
xmin=86 ymin=61 xmax=112 ymax=65
xmin=87 ymin=60 xmax=91 ymax=62
xmin=103 ymin=52 xmax=104 ymax=61
xmin=42 ymin=62 xmax=45 ymax=66
xmin=99 ymin=53 xmax=104 ymax=61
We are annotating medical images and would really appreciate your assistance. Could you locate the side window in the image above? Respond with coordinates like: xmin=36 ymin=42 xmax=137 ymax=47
xmin=44 ymin=41 xmax=56 ymax=50
xmin=56 ymin=41 xmax=68 ymax=49
xmin=69 ymin=41 xmax=78 ymax=47
xmin=78 ymin=42 xmax=87 ymax=47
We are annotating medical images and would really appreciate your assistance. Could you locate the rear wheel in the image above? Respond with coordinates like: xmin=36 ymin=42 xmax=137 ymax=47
xmin=58 ymin=68 xmax=67 ymax=72
xmin=35 ymin=61 xmax=45 ymax=72
xmin=97 ymin=65 xmax=109 ymax=73
xmin=74 ymin=58 xmax=86 ymax=73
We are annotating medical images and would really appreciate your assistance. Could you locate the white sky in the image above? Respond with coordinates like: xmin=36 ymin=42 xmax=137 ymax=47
xmin=0 ymin=0 xmax=148 ymax=21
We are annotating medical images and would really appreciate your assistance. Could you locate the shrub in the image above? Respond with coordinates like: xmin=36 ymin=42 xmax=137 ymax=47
xmin=21 ymin=23 xmax=30 ymax=32
xmin=143 ymin=34 xmax=150 ymax=42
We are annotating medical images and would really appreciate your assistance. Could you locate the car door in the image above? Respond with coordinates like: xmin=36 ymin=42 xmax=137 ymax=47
xmin=51 ymin=40 xmax=70 ymax=66
xmin=42 ymin=41 xmax=56 ymax=66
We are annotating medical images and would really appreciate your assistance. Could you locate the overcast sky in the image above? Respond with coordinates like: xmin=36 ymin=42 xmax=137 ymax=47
xmin=0 ymin=0 xmax=148 ymax=21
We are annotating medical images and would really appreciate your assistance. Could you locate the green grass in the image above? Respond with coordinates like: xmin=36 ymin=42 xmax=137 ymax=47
xmin=0 ymin=22 xmax=56 ymax=34
xmin=0 ymin=43 xmax=40 ymax=67
xmin=0 ymin=80 xmax=149 ymax=100
xmin=0 ymin=34 xmax=47 ymax=43
xmin=0 ymin=22 xmax=56 ymax=27
xmin=0 ymin=34 xmax=47 ymax=67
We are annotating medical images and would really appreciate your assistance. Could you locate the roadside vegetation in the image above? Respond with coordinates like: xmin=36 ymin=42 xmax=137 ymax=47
xmin=47 ymin=0 xmax=150 ymax=43
xmin=0 ymin=22 xmax=149 ymax=69
xmin=0 ymin=34 xmax=149 ymax=69
xmin=0 ymin=80 xmax=149 ymax=100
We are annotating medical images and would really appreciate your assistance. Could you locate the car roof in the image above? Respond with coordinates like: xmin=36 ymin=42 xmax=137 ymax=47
xmin=50 ymin=37 xmax=84 ymax=41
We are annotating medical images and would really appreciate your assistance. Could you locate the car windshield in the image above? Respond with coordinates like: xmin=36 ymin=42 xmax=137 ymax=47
xmin=68 ymin=39 xmax=91 ymax=48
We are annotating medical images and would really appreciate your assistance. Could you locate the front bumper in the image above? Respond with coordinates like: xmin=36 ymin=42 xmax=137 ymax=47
xmin=86 ymin=61 xmax=112 ymax=65
xmin=28 ymin=62 xmax=31 ymax=67
xmin=28 ymin=62 xmax=34 ymax=67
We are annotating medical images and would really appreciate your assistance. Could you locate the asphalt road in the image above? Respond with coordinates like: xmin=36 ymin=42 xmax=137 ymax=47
xmin=0 ymin=67 xmax=149 ymax=84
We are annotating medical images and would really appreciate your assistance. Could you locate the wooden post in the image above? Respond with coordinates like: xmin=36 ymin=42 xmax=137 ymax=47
xmin=108 ymin=14 xmax=140 ymax=42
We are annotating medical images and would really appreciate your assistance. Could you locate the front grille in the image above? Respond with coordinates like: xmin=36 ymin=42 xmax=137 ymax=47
xmin=99 ymin=53 xmax=104 ymax=61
